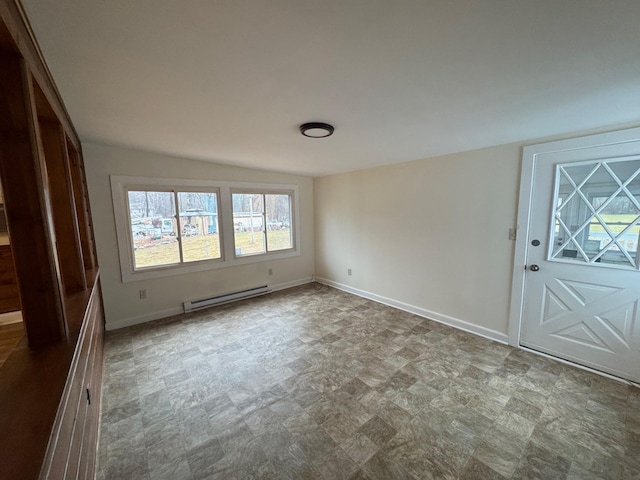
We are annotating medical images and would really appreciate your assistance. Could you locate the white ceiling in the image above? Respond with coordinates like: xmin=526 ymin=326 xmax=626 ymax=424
xmin=22 ymin=0 xmax=640 ymax=177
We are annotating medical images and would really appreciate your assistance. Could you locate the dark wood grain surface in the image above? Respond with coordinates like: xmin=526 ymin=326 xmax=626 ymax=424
xmin=0 ymin=273 xmax=103 ymax=480
xmin=0 ymin=2 xmax=104 ymax=478
xmin=0 ymin=245 xmax=20 ymax=313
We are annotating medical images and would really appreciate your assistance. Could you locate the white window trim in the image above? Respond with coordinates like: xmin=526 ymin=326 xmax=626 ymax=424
xmin=111 ymin=175 xmax=301 ymax=283
xmin=230 ymin=189 xmax=296 ymax=258
xmin=125 ymin=185 xmax=224 ymax=270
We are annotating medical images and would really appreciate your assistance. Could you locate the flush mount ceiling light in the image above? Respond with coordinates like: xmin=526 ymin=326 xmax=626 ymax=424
xmin=299 ymin=122 xmax=334 ymax=138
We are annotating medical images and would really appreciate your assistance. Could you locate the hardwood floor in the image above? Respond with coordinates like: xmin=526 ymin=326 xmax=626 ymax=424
xmin=0 ymin=320 xmax=24 ymax=368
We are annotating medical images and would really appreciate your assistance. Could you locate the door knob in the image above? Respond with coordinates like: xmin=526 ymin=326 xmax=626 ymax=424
xmin=528 ymin=264 xmax=540 ymax=271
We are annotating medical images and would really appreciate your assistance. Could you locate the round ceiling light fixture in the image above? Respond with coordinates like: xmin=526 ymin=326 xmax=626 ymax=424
xmin=299 ymin=122 xmax=334 ymax=138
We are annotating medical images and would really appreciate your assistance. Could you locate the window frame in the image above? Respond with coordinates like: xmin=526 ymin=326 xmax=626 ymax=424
xmin=547 ymin=160 xmax=640 ymax=270
xmin=124 ymin=185 xmax=224 ymax=272
xmin=231 ymin=189 xmax=296 ymax=258
xmin=175 ymin=188 xmax=224 ymax=265
xmin=111 ymin=175 xmax=301 ymax=283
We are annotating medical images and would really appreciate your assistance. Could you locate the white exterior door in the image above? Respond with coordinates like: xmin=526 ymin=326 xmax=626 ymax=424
xmin=514 ymin=129 xmax=640 ymax=383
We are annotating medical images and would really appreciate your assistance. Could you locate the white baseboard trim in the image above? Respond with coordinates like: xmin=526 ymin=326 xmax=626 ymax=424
xmin=314 ymin=277 xmax=508 ymax=345
xmin=106 ymin=277 xmax=315 ymax=331
xmin=106 ymin=306 xmax=184 ymax=331
xmin=271 ymin=276 xmax=314 ymax=292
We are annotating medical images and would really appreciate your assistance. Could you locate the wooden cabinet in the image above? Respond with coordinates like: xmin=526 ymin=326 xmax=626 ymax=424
xmin=40 ymin=280 xmax=104 ymax=480
xmin=0 ymin=244 xmax=20 ymax=313
xmin=0 ymin=1 xmax=104 ymax=479
xmin=0 ymin=275 xmax=104 ymax=480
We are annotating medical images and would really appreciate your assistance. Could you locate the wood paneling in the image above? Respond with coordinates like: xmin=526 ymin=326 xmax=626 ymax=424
xmin=39 ymin=279 xmax=104 ymax=480
xmin=0 ymin=53 xmax=66 ymax=346
xmin=0 ymin=4 xmax=105 ymax=479
xmin=0 ymin=320 xmax=23 ymax=367
xmin=0 ymin=339 xmax=72 ymax=480
xmin=68 ymin=146 xmax=96 ymax=270
xmin=0 ymin=10 xmax=13 ymax=50
xmin=33 ymin=79 xmax=57 ymax=121
xmin=0 ymin=275 xmax=103 ymax=480
xmin=0 ymin=0 xmax=80 ymax=149
xmin=79 ymin=308 xmax=103 ymax=479
xmin=39 ymin=119 xmax=87 ymax=293
xmin=0 ymin=244 xmax=20 ymax=313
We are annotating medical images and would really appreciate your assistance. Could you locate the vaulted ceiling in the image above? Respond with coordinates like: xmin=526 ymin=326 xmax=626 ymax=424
xmin=22 ymin=0 xmax=640 ymax=176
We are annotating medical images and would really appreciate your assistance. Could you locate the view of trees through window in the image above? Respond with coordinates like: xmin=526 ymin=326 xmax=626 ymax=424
xmin=589 ymin=195 xmax=639 ymax=258
xmin=126 ymin=188 xmax=294 ymax=269
xmin=232 ymin=192 xmax=293 ymax=256
xmin=128 ymin=190 xmax=221 ymax=269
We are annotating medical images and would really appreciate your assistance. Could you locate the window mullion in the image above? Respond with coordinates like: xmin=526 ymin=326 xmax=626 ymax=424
xmin=124 ymin=188 xmax=136 ymax=271
xmin=174 ymin=190 xmax=185 ymax=264
xmin=263 ymin=193 xmax=268 ymax=252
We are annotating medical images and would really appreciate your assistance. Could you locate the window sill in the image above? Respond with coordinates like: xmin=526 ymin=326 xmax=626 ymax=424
xmin=122 ymin=248 xmax=300 ymax=283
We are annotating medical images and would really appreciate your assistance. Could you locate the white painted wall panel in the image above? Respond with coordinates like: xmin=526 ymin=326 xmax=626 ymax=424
xmin=314 ymin=144 xmax=521 ymax=337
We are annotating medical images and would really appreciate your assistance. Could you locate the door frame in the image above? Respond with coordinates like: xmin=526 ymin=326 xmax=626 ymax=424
xmin=508 ymin=127 xmax=640 ymax=349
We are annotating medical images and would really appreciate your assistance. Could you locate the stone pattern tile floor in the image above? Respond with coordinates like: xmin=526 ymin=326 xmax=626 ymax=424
xmin=97 ymin=283 xmax=640 ymax=480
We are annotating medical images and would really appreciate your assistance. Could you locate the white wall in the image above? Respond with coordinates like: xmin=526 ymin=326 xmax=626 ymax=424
xmin=313 ymin=123 xmax=640 ymax=342
xmin=314 ymin=143 xmax=522 ymax=342
xmin=84 ymin=142 xmax=315 ymax=330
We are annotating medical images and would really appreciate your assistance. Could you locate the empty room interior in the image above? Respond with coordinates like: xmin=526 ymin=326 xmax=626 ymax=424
xmin=0 ymin=1 xmax=639 ymax=479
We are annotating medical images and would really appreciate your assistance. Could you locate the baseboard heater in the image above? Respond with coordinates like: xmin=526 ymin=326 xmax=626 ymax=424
xmin=183 ymin=285 xmax=271 ymax=312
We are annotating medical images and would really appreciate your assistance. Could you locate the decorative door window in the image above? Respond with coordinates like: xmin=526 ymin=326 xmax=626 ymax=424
xmin=550 ymin=158 xmax=640 ymax=269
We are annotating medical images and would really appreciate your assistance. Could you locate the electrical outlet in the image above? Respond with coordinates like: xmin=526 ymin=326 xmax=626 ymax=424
xmin=139 ymin=289 xmax=147 ymax=300
xmin=348 ymin=268 xmax=352 ymax=276
xmin=268 ymin=268 xmax=273 ymax=276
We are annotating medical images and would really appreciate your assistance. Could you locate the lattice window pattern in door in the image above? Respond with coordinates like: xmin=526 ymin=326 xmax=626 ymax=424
xmin=550 ymin=158 xmax=640 ymax=269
